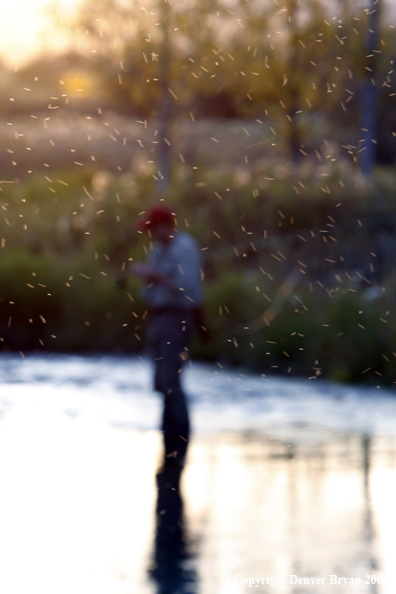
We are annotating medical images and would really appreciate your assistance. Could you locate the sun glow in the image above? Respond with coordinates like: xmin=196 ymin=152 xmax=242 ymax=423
xmin=0 ymin=0 xmax=81 ymax=67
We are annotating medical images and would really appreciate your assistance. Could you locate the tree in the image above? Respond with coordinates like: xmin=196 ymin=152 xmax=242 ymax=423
xmin=58 ymin=0 xmax=396 ymax=168
xmin=361 ymin=0 xmax=382 ymax=176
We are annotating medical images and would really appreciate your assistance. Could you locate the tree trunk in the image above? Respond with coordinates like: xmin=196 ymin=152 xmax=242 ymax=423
xmin=157 ymin=0 xmax=172 ymax=195
xmin=286 ymin=0 xmax=301 ymax=163
xmin=361 ymin=0 xmax=381 ymax=177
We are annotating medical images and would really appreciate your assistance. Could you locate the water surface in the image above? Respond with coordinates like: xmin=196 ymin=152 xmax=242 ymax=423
xmin=0 ymin=354 xmax=395 ymax=593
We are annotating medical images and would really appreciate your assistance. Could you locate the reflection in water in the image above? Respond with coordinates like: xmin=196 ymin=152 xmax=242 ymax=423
xmin=1 ymin=355 xmax=396 ymax=593
xmin=185 ymin=432 xmax=396 ymax=594
xmin=363 ymin=435 xmax=378 ymax=594
xmin=149 ymin=467 xmax=198 ymax=594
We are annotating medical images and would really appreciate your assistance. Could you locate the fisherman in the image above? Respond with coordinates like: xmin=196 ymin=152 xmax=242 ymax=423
xmin=130 ymin=204 xmax=204 ymax=487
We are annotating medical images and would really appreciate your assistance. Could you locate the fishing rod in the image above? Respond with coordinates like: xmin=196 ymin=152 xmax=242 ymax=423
xmin=226 ymin=266 xmax=303 ymax=336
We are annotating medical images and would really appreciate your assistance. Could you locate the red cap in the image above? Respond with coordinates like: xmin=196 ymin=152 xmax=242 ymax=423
xmin=136 ymin=204 xmax=175 ymax=230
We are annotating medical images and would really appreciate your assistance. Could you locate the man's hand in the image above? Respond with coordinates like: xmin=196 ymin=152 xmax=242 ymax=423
xmin=115 ymin=271 xmax=127 ymax=290
xmin=115 ymin=264 xmax=152 ymax=289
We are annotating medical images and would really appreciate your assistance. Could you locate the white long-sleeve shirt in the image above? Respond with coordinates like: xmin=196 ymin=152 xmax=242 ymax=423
xmin=143 ymin=231 xmax=203 ymax=311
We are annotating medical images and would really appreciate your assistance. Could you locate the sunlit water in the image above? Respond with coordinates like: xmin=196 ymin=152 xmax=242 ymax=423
xmin=0 ymin=354 xmax=395 ymax=594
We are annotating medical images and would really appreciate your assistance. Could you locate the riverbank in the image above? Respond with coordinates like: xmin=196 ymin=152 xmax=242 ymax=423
xmin=1 ymin=154 xmax=396 ymax=383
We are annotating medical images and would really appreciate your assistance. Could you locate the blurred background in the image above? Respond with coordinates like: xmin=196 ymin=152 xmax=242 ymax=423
xmin=1 ymin=0 xmax=396 ymax=383
xmin=1 ymin=2 xmax=396 ymax=594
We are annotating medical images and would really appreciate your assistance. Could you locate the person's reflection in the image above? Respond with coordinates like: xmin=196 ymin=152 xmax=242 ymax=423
xmin=149 ymin=467 xmax=198 ymax=594
xmin=362 ymin=434 xmax=378 ymax=587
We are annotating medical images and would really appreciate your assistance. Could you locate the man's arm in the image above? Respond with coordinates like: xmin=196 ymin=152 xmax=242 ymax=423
xmin=127 ymin=262 xmax=177 ymax=292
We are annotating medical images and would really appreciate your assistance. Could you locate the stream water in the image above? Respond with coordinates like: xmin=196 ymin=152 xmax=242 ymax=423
xmin=0 ymin=354 xmax=395 ymax=594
